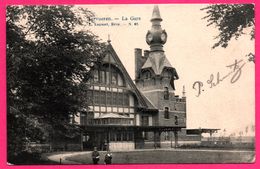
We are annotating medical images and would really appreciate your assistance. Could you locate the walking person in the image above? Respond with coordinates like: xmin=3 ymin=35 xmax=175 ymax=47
xmin=104 ymin=150 xmax=113 ymax=164
xmin=92 ymin=147 xmax=100 ymax=164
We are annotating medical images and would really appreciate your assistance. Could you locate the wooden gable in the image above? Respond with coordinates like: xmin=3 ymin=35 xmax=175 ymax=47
xmin=90 ymin=43 xmax=149 ymax=108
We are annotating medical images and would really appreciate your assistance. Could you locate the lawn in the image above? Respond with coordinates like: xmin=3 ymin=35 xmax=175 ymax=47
xmin=66 ymin=149 xmax=255 ymax=164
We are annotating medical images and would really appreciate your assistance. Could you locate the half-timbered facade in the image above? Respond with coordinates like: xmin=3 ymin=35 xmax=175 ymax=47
xmin=65 ymin=5 xmax=195 ymax=151
xmin=47 ymin=5 xmax=222 ymax=152
xmin=72 ymin=5 xmax=189 ymax=151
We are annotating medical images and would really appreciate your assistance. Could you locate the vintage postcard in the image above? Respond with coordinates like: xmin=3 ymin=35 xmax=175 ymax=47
xmin=3 ymin=2 xmax=256 ymax=166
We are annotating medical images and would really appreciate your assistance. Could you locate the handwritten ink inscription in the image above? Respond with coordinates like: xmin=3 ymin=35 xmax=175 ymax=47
xmin=192 ymin=59 xmax=247 ymax=97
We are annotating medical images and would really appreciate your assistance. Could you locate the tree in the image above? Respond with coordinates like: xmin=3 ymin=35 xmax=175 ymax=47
xmin=7 ymin=6 xmax=105 ymax=163
xmin=245 ymin=126 xmax=249 ymax=136
xmin=251 ymin=124 xmax=255 ymax=132
xmin=202 ymin=4 xmax=255 ymax=62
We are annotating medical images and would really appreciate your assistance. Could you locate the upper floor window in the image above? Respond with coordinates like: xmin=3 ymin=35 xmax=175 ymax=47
xmin=141 ymin=116 xmax=149 ymax=126
xmin=106 ymin=71 xmax=110 ymax=84
xmin=92 ymin=91 xmax=130 ymax=106
xmin=111 ymin=72 xmax=117 ymax=85
xmin=164 ymin=107 xmax=169 ymax=119
xmin=164 ymin=87 xmax=169 ymax=100
xmin=174 ymin=115 xmax=178 ymax=125
xmin=92 ymin=65 xmax=125 ymax=86
xmin=93 ymin=70 xmax=99 ymax=82
xmin=100 ymin=71 xmax=105 ymax=83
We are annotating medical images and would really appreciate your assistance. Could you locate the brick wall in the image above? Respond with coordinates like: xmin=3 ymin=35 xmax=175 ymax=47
xmin=142 ymin=89 xmax=186 ymax=127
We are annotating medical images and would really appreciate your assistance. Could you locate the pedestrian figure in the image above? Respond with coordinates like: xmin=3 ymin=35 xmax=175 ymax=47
xmin=104 ymin=150 xmax=112 ymax=164
xmin=92 ymin=147 xmax=100 ymax=164
xmin=103 ymin=139 xmax=107 ymax=151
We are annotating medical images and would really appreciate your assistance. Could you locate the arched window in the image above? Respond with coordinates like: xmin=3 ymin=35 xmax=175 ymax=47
xmin=164 ymin=107 xmax=169 ymax=119
xmin=174 ymin=116 xmax=178 ymax=125
xmin=164 ymin=87 xmax=169 ymax=100
xmin=164 ymin=131 xmax=170 ymax=140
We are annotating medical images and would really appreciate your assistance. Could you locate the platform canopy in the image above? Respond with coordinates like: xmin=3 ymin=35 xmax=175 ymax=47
xmin=80 ymin=125 xmax=185 ymax=132
xmin=186 ymin=128 xmax=220 ymax=135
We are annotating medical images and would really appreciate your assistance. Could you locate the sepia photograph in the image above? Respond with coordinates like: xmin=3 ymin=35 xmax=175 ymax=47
xmin=6 ymin=4 xmax=255 ymax=165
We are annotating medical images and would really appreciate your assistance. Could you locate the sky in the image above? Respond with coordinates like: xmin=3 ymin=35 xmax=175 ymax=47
xmin=79 ymin=4 xmax=255 ymax=136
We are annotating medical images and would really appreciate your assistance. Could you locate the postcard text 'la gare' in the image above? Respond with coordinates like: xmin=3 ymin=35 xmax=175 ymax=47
xmin=87 ymin=16 xmax=141 ymax=27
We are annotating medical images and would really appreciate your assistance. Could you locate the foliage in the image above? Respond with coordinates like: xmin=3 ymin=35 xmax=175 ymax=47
xmin=202 ymin=4 xmax=255 ymax=49
xmin=7 ymin=5 xmax=105 ymax=163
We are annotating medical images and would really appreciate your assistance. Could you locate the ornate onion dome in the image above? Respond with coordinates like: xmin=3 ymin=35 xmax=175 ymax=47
xmin=146 ymin=5 xmax=167 ymax=52
xmin=142 ymin=5 xmax=179 ymax=90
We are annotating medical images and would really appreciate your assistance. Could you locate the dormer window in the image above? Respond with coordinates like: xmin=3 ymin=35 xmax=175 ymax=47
xmin=163 ymin=69 xmax=171 ymax=78
xmin=144 ymin=70 xmax=151 ymax=79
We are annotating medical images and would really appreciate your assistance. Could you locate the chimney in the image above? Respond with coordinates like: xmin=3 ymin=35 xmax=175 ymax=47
xmin=144 ymin=50 xmax=150 ymax=58
xmin=135 ymin=48 xmax=142 ymax=80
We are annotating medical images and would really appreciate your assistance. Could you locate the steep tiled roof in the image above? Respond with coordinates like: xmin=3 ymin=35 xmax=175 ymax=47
xmin=105 ymin=43 xmax=152 ymax=109
xmin=140 ymin=92 xmax=157 ymax=110
xmin=142 ymin=52 xmax=172 ymax=75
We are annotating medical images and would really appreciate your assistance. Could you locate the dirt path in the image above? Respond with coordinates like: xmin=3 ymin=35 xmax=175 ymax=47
xmin=46 ymin=151 xmax=90 ymax=164
xmin=45 ymin=148 xmax=255 ymax=164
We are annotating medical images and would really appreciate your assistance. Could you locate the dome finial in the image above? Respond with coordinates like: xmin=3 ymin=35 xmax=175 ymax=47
xmin=151 ymin=5 xmax=162 ymax=22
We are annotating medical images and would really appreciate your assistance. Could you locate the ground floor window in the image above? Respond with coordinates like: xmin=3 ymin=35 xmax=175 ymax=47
xmin=109 ymin=131 xmax=134 ymax=141
xmin=164 ymin=131 xmax=170 ymax=141
xmin=142 ymin=131 xmax=149 ymax=140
